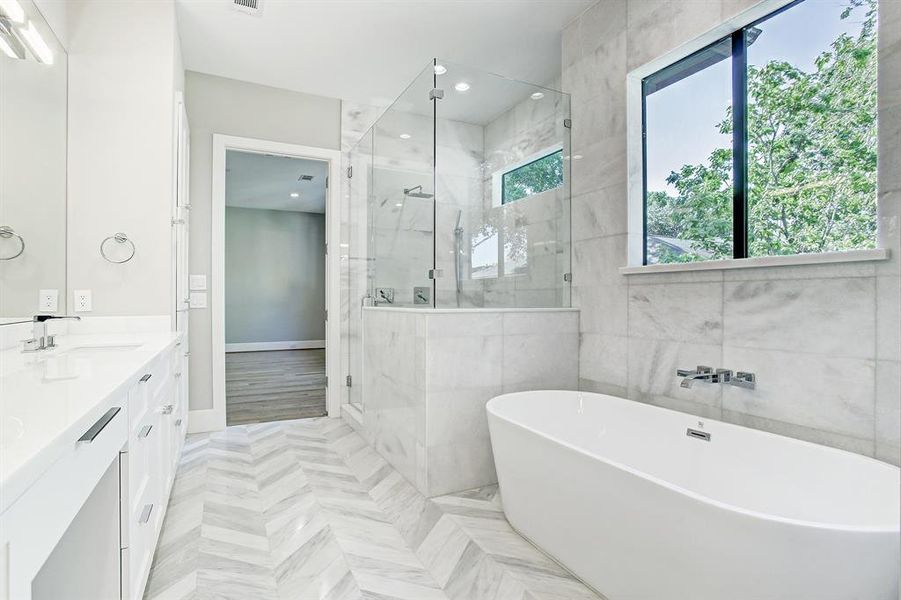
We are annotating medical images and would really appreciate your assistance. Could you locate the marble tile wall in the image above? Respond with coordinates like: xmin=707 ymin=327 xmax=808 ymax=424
xmin=362 ymin=307 xmax=579 ymax=497
xmin=563 ymin=0 xmax=901 ymax=464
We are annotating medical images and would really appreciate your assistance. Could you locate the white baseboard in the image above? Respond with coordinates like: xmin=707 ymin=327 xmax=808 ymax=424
xmin=225 ymin=340 xmax=325 ymax=353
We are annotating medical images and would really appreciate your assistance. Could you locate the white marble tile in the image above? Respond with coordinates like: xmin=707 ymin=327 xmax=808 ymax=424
xmin=877 ymin=275 xmax=901 ymax=361
xmin=722 ymin=346 xmax=876 ymax=440
xmin=502 ymin=310 xmax=579 ymax=335
xmin=627 ymin=338 xmax=723 ymax=418
xmin=426 ymin=335 xmax=504 ymax=392
xmin=875 ymin=360 xmax=901 ymax=465
xmin=720 ymin=410 xmax=875 ymax=457
xmin=579 ymin=333 xmax=629 ymax=394
xmin=628 ymin=282 xmax=723 ymax=344
xmin=723 ymin=278 xmax=877 ymax=359
xmin=501 ymin=333 xmax=579 ymax=393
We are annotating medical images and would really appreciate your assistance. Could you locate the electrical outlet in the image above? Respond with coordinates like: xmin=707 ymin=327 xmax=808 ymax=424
xmin=38 ymin=289 xmax=58 ymax=312
xmin=73 ymin=289 xmax=93 ymax=312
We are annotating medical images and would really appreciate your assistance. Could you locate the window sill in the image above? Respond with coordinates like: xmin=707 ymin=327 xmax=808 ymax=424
xmin=619 ymin=248 xmax=891 ymax=276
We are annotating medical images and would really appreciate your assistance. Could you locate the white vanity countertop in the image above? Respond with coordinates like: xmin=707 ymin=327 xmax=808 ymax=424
xmin=0 ymin=332 xmax=181 ymax=513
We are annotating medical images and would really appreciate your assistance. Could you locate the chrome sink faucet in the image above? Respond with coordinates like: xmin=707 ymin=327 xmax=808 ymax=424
xmin=677 ymin=365 xmax=756 ymax=389
xmin=22 ymin=315 xmax=81 ymax=353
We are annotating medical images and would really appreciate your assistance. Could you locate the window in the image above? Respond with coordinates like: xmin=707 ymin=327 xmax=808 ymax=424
xmin=501 ymin=149 xmax=564 ymax=204
xmin=642 ymin=0 xmax=878 ymax=265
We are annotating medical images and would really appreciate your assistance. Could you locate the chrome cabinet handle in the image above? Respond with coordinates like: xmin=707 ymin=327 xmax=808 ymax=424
xmin=139 ymin=504 xmax=154 ymax=524
xmin=138 ymin=424 xmax=153 ymax=439
xmin=139 ymin=373 xmax=152 ymax=383
xmin=78 ymin=407 xmax=121 ymax=443
xmin=175 ymin=418 xmax=183 ymax=427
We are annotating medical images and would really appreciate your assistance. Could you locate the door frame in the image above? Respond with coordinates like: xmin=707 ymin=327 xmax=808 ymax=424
xmin=200 ymin=134 xmax=341 ymax=432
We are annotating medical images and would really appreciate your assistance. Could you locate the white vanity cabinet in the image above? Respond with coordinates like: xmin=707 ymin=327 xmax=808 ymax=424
xmin=0 ymin=335 xmax=187 ymax=600
xmin=121 ymin=344 xmax=187 ymax=600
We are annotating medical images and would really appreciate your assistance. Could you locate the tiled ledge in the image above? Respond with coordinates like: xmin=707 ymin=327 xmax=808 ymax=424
xmin=620 ymin=248 xmax=890 ymax=276
xmin=363 ymin=306 xmax=580 ymax=313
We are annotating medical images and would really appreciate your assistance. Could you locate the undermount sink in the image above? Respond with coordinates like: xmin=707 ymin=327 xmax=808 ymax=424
xmin=62 ymin=343 xmax=143 ymax=355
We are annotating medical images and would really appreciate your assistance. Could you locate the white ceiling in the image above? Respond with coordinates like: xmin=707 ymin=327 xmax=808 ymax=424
xmin=175 ymin=0 xmax=593 ymax=107
xmin=226 ymin=151 xmax=328 ymax=213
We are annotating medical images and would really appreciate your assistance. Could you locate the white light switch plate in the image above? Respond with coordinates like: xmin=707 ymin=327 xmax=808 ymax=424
xmin=189 ymin=274 xmax=207 ymax=291
xmin=73 ymin=290 xmax=93 ymax=312
xmin=38 ymin=289 xmax=59 ymax=312
xmin=189 ymin=292 xmax=207 ymax=309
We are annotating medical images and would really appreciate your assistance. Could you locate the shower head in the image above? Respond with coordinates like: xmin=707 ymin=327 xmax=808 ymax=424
xmin=403 ymin=185 xmax=434 ymax=199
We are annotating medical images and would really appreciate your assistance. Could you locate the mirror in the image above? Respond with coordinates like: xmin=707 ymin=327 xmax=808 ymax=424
xmin=0 ymin=0 xmax=67 ymax=318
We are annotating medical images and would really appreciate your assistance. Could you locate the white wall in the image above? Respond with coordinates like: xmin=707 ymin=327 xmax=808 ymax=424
xmin=225 ymin=207 xmax=326 ymax=344
xmin=65 ymin=0 xmax=182 ymax=316
xmin=185 ymin=71 xmax=341 ymax=410
xmin=563 ymin=0 xmax=901 ymax=465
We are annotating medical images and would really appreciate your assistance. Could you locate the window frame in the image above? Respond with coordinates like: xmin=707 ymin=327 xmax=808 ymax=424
xmin=492 ymin=144 xmax=564 ymax=207
xmin=639 ymin=0 xmax=867 ymax=266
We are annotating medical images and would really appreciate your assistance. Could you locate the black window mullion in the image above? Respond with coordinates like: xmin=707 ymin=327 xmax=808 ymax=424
xmin=641 ymin=79 xmax=649 ymax=265
xmin=731 ymin=29 xmax=749 ymax=259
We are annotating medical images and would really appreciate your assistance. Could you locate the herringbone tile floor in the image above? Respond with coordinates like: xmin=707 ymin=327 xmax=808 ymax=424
xmin=144 ymin=418 xmax=600 ymax=600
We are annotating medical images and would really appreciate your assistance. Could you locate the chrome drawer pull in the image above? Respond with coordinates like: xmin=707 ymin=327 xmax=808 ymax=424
xmin=138 ymin=504 xmax=154 ymax=524
xmin=175 ymin=418 xmax=182 ymax=427
xmin=139 ymin=373 xmax=152 ymax=383
xmin=78 ymin=407 xmax=121 ymax=443
xmin=138 ymin=425 xmax=153 ymax=439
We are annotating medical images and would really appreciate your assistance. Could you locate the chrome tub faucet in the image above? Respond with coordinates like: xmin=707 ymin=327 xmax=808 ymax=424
xmin=677 ymin=365 xmax=756 ymax=389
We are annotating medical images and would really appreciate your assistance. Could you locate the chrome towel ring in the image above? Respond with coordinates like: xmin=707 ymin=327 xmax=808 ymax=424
xmin=0 ymin=226 xmax=25 ymax=260
xmin=100 ymin=232 xmax=136 ymax=263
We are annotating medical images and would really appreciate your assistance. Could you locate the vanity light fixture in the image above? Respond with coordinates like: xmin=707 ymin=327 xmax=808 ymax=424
xmin=0 ymin=0 xmax=24 ymax=24
xmin=19 ymin=20 xmax=52 ymax=64
xmin=290 ymin=192 xmax=300 ymax=198
xmin=0 ymin=19 xmax=24 ymax=59
xmin=433 ymin=64 xmax=447 ymax=75
xmin=399 ymin=133 xmax=411 ymax=139
xmin=530 ymin=92 xmax=544 ymax=100
xmin=454 ymin=82 xmax=470 ymax=92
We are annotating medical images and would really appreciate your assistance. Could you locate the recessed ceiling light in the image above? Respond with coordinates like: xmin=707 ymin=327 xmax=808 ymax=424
xmin=0 ymin=0 xmax=25 ymax=23
xmin=454 ymin=82 xmax=470 ymax=92
xmin=290 ymin=192 xmax=300 ymax=198
xmin=530 ymin=92 xmax=545 ymax=100
xmin=433 ymin=64 xmax=447 ymax=75
xmin=399 ymin=133 xmax=411 ymax=139
xmin=394 ymin=203 xmax=403 ymax=207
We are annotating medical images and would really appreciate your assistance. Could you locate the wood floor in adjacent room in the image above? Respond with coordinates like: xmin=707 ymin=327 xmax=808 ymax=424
xmin=225 ymin=349 xmax=326 ymax=425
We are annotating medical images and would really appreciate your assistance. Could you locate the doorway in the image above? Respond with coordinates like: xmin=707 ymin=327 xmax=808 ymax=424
xmin=206 ymin=135 xmax=341 ymax=432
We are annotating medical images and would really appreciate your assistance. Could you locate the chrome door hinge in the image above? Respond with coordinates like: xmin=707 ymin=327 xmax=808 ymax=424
xmin=346 ymin=375 xmax=352 ymax=387
xmin=428 ymin=268 xmax=443 ymax=279
xmin=563 ymin=272 xmax=572 ymax=282
xmin=325 ymin=175 xmax=329 ymax=189
xmin=347 ymin=166 xmax=353 ymax=178
xmin=324 ymin=376 xmax=328 ymax=386
xmin=563 ymin=118 xmax=572 ymax=129
xmin=429 ymin=88 xmax=445 ymax=100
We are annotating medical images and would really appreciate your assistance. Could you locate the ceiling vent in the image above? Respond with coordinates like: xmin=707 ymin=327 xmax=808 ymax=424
xmin=298 ymin=174 xmax=315 ymax=182
xmin=232 ymin=0 xmax=263 ymax=17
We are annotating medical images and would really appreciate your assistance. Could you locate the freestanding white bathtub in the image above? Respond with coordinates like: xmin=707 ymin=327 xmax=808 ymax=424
xmin=487 ymin=390 xmax=900 ymax=600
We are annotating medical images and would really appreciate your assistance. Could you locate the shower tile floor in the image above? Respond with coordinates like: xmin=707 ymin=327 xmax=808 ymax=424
xmin=143 ymin=417 xmax=600 ymax=600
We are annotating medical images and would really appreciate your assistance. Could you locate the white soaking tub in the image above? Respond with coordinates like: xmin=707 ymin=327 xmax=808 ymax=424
xmin=486 ymin=390 xmax=900 ymax=600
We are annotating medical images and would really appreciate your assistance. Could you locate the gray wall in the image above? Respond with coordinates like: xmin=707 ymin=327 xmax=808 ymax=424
xmin=563 ymin=0 xmax=900 ymax=465
xmin=185 ymin=71 xmax=341 ymax=410
xmin=225 ymin=207 xmax=325 ymax=344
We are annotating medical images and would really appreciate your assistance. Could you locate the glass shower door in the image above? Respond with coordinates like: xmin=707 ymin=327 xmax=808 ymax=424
xmin=344 ymin=130 xmax=373 ymax=409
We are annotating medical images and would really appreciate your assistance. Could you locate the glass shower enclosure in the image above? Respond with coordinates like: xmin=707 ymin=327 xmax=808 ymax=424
xmin=342 ymin=59 xmax=572 ymax=409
